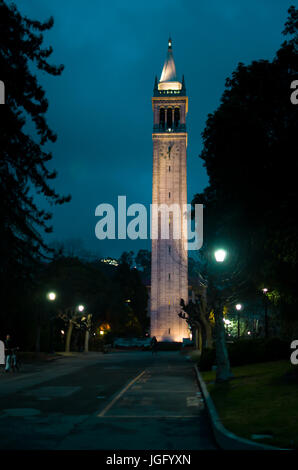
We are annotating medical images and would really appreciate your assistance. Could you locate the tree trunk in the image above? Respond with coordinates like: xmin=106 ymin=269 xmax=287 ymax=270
xmin=65 ymin=322 xmax=73 ymax=353
xmin=35 ymin=325 xmax=41 ymax=353
xmin=194 ymin=327 xmax=199 ymax=350
xmin=200 ymin=315 xmax=213 ymax=349
xmin=215 ymin=307 xmax=232 ymax=383
xmin=199 ymin=288 xmax=213 ymax=348
xmin=35 ymin=309 xmax=41 ymax=353
xmin=84 ymin=330 xmax=90 ymax=353
xmin=198 ymin=326 xmax=203 ymax=353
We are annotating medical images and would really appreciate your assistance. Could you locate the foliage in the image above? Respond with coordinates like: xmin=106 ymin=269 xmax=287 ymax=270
xmin=199 ymin=338 xmax=289 ymax=370
xmin=192 ymin=6 xmax=298 ymax=328
xmin=0 ymin=1 xmax=70 ymax=288
xmin=199 ymin=348 xmax=216 ymax=371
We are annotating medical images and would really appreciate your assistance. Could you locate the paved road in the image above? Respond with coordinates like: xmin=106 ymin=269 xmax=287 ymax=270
xmin=0 ymin=351 xmax=217 ymax=450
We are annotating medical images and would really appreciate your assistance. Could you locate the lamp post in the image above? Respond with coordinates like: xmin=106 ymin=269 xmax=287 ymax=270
xmin=235 ymin=303 xmax=242 ymax=339
xmin=77 ymin=305 xmax=85 ymax=351
xmin=47 ymin=292 xmax=56 ymax=353
xmin=212 ymin=248 xmax=232 ymax=383
xmin=262 ymin=288 xmax=269 ymax=338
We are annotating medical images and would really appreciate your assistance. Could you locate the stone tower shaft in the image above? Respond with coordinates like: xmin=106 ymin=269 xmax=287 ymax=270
xmin=150 ymin=38 xmax=189 ymax=342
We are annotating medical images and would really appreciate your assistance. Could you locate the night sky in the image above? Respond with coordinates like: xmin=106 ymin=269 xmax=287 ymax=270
xmin=18 ymin=0 xmax=291 ymax=259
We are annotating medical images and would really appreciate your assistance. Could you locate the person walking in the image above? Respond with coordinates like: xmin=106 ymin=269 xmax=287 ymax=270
xmin=150 ymin=336 xmax=158 ymax=355
xmin=4 ymin=334 xmax=17 ymax=372
xmin=4 ymin=334 xmax=13 ymax=372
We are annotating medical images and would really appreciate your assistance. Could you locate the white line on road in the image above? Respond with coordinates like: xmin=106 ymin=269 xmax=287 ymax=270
xmin=97 ymin=369 xmax=146 ymax=417
xmin=126 ymin=390 xmax=192 ymax=393
xmin=98 ymin=415 xmax=197 ymax=418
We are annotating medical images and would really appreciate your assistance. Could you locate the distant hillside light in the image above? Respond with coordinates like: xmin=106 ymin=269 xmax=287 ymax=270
xmin=78 ymin=305 xmax=84 ymax=312
xmin=214 ymin=249 xmax=227 ymax=263
xmin=262 ymin=288 xmax=268 ymax=293
xmin=236 ymin=304 xmax=242 ymax=311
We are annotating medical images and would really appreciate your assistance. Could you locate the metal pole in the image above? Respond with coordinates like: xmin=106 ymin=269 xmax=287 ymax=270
xmin=238 ymin=311 xmax=240 ymax=339
xmin=265 ymin=298 xmax=268 ymax=338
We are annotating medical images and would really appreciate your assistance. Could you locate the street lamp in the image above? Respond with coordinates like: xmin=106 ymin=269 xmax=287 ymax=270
xmin=235 ymin=304 xmax=242 ymax=339
xmin=47 ymin=292 xmax=56 ymax=301
xmin=214 ymin=249 xmax=227 ymax=263
xmin=262 ymin=288 xmax=269 ymax=338
xmin=46 ymin=292 xmax=56 ymax=353
xmin=78 ymin=305 xmax=85 ymax=312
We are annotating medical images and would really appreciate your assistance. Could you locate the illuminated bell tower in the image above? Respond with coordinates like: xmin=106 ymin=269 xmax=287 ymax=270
xmin=150 ymin=38 xmax=189 ymax=342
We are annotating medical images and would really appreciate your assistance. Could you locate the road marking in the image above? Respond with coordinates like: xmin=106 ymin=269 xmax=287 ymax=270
xmin=98 ymin=415 xmax=197 ymax=418
xmin=97 ymin=369 xmax=146 ymax=417
xmin=130 ymin=389 xmax=192 ymax=393
xmin=187 ymin=396 xmax=200 ymax=407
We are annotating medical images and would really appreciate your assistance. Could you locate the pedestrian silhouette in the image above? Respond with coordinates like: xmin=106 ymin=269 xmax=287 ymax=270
xmin=150 ymin=336 xmax=158 ymax=354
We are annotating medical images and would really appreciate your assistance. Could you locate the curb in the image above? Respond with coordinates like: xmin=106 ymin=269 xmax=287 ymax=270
xmin=194 ymin=364 xmax=289 ymax=450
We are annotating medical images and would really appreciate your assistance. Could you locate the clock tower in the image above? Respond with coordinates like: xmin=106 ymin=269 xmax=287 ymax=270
xmin=150 ymin=38 xmax=189 ymax=342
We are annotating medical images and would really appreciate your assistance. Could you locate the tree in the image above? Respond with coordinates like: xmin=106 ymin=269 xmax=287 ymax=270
xmin=57 ymin=307 xmax=83 ymax=353
xmin=192 ymin=6 xmax=298 ymax=338
xmin=39 ymin=256 xmax=108 ymax=352
xmin=135 ymin=249 xmax=151 ymax=276
xmin=0 ymin=1 xmax=70 ymax=302
xmin=114 ymin=255 xmax=149 ymax=335
xmin=179 ymin=290 xmax=213 ymax=351
xmin=119 ymin=251 xmax=134 ymax=268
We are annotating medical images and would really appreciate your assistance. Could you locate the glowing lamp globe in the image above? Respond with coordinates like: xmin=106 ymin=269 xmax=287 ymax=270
xmin=214 ymin=249 xmax=227 ymax=263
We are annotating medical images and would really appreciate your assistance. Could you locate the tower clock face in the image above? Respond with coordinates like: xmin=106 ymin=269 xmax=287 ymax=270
xmin=159 ymin=142 xmax=182 ymax=160
xmin=159 ymin=142 xmax=178 ymax=160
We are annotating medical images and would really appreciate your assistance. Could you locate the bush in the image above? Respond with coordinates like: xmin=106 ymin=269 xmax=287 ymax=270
xmin=199 ymin=338 xmax=290 ymax=371
xmin=199 ymin=348 xmax=216 ymax=371
xmin=228 ymin=338 xmax=289 ymax=366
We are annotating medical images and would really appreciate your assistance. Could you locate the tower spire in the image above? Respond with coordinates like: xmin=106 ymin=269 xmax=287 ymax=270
xmin=160 ymin=37 xmax=177 ymax=83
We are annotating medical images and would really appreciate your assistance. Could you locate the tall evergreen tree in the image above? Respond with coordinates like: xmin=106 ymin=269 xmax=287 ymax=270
xmin=0 ymin=1 xmax=70 ymax=293
xmin=193 ymin=6 xmax=298 ymax=313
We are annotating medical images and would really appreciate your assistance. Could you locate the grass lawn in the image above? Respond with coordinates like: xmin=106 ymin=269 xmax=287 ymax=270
xmin=200 ymin=360 xmax=298 ymax=449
